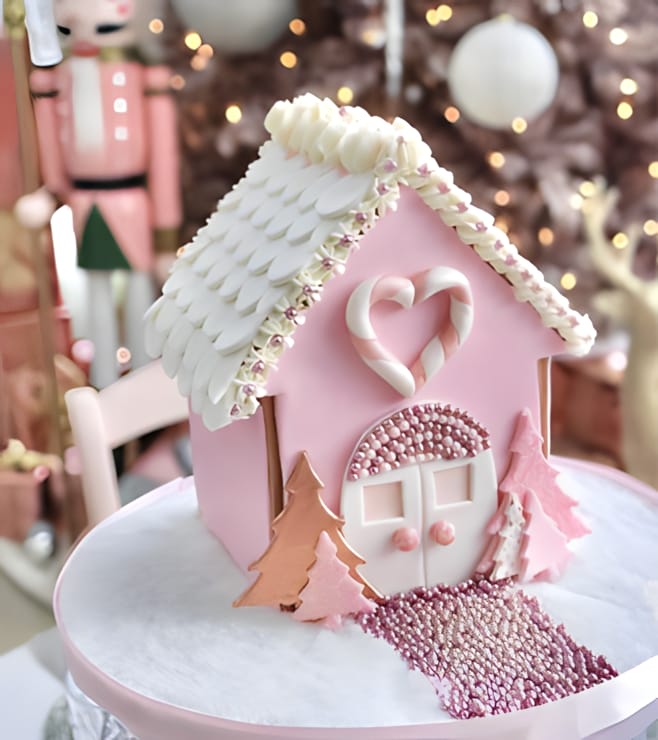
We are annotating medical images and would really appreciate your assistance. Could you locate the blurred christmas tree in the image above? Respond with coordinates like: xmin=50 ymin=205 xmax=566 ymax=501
xmin=162 ymin=0 xmax=657 ymax=331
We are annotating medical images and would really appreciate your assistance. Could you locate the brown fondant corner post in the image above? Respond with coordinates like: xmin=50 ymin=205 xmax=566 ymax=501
xmin=260 ymin=396 xmax=283 ymax=522
xmin=537 ymin=357 xmax=551 ymax=458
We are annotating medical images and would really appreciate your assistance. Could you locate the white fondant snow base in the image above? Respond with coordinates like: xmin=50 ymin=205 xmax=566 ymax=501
xmin=56 ymin=462 xmax=658 ymax=728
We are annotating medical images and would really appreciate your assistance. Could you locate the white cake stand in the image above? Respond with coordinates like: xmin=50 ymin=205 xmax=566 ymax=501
xmin=54 ymin=458 xmax=658 ymax=740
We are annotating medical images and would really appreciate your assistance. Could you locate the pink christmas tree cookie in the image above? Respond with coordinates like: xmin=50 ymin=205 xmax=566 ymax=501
xmin=520 ymin=489 xmax=572 ymax=581
xmin=503 ymin=409 xmax=590 ymax=541
xmin=293 ymin=531 xmax=374 ymax=629
xmin=235 ymin=452 xmax=378 ymax=609
xmin=479 ymin=409 xmax=590 ymax=583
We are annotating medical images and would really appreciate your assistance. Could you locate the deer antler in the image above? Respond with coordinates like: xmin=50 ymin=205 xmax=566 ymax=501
xmin=582 ymin=179 xmax=658 ymax=488
xmin=581 ymin=177 xmax=645 ymax=295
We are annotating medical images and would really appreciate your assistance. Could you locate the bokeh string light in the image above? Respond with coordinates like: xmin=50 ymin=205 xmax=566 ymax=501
xmin=426 ymin=4 xmax=453 ymax=26
xmin=582 ymin=10 xmax=598 ymax=28
xmin=608 ymin=27 xmax=628 ymax=45
xmin=225 ymin=104 xmax=243 ymax=124
xmin=279 ymin=51 xmax=298 ymax=69
xmin=444 ymin=106 xmax=460 ymax=123
xmin=487 ymin=151 xmax=505 ymax=169
xmin=337 ymin=86 xmax=354 ymax=105
xmin=184 ymin=31 xmax=202 ymax=51
xmin=538 ymin=227 xmax=554 ymax=247
xmin=289 ymin=18 xmax=306 ymax=36
xmin=166 ymin=0 xmax=657 ymax=338
xmin=494 ymin=190 xmax=510 ymax=206
xmin=560 ymin=272 xmax=577 ymax=290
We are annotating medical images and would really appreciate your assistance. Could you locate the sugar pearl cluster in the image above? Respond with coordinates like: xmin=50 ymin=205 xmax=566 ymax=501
xmin=348 ymin=403 xmax=489 ymax=481
xmin=358 ymin=579 xmax=617 ymax=720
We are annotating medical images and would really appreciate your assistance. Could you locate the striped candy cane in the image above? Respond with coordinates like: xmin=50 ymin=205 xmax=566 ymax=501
xmin=345 ymin=267 xmax=473 ymax=397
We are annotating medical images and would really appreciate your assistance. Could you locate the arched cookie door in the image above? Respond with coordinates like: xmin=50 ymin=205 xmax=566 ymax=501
xmin=341 ymin=403 xmax=497 ymax=596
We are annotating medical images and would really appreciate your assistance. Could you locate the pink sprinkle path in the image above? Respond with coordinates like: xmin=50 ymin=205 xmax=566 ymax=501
xmin=358 ymin=578 xmax=617 ymax=720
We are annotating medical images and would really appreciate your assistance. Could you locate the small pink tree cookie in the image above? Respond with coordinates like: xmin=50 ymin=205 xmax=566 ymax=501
xmin=477 ymin=490 xmax=525 ymax=580
xmin=503 ymin=410 xmax=590 ymax=541
xmin=520 ymin=489 xmax=572 ymax=581
xmin=293 ymin=531 xmax=374 ymax=629
xmin=479 ymin=409 xmax=589 ymax=582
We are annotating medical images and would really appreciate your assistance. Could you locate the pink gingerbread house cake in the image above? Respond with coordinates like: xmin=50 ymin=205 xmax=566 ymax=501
xmin=145 ymin=93 xmax=596 ymax=606
xmin=53 ymin=95 xmax=658 ymax=736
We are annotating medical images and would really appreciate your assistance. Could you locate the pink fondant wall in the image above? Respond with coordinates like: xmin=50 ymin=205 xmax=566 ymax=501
xmin=190 ymin=407 xmax=271 ymax=572
xmin=269 ymin=187 xmax=565 ymax=514
xmin=194 ymin=186 xmax=566 ymax=572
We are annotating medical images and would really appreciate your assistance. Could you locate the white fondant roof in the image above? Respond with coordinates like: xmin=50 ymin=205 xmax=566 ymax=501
xmin=146 ymin=94 xmax=596 ymax=431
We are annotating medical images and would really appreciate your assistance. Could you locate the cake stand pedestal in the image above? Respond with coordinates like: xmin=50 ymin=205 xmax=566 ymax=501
xmin=54 ymin=458 xmax=658 ymax=740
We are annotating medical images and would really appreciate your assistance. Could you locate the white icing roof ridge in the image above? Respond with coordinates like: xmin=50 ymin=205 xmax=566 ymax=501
xmin=265 ymin=95 xmax=595 ymax=353
xmin=146 ymin=94 xmax=596 ymax=431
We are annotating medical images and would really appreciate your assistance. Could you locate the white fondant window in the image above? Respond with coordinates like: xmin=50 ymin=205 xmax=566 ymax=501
xmin=363 ymin=481 xmax=404 ymax=522
xmin=433 ymin=465 xmax=471 ymax=506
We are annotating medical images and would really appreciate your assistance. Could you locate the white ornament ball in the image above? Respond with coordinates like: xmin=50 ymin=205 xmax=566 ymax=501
xmin=170 ymin=0 xmax=298 ymax=54
xmin=447 ymin=17 xmax=559 ymax=129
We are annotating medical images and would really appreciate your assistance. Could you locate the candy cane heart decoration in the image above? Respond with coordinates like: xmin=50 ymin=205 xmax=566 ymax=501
xmin=345 ymin=267 xmax=474 ymax=397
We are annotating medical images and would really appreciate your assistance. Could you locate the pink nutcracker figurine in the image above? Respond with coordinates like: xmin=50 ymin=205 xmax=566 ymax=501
xmin=29 ymin=0 xmax=181 ymax=387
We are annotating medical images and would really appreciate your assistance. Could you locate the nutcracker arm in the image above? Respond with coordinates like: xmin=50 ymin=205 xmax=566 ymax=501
xmin=30 ymin=68 xmax=69 ymax=198
xmin=145 ymin=65 xmax=182 ymax=245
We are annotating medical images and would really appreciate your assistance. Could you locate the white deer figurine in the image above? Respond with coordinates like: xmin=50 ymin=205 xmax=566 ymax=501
xmin=582 ymin=180 xmax=658 ymax=488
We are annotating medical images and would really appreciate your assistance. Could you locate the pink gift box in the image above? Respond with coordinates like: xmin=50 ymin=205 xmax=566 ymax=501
xmin=0 ymin=469 xmax=41 ymax=541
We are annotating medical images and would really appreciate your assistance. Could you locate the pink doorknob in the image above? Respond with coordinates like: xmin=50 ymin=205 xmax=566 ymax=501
xmin=392 ymin=527 xmax=420 ymax=552
xmin=430 ymin=520 xmax=455 ymax=546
